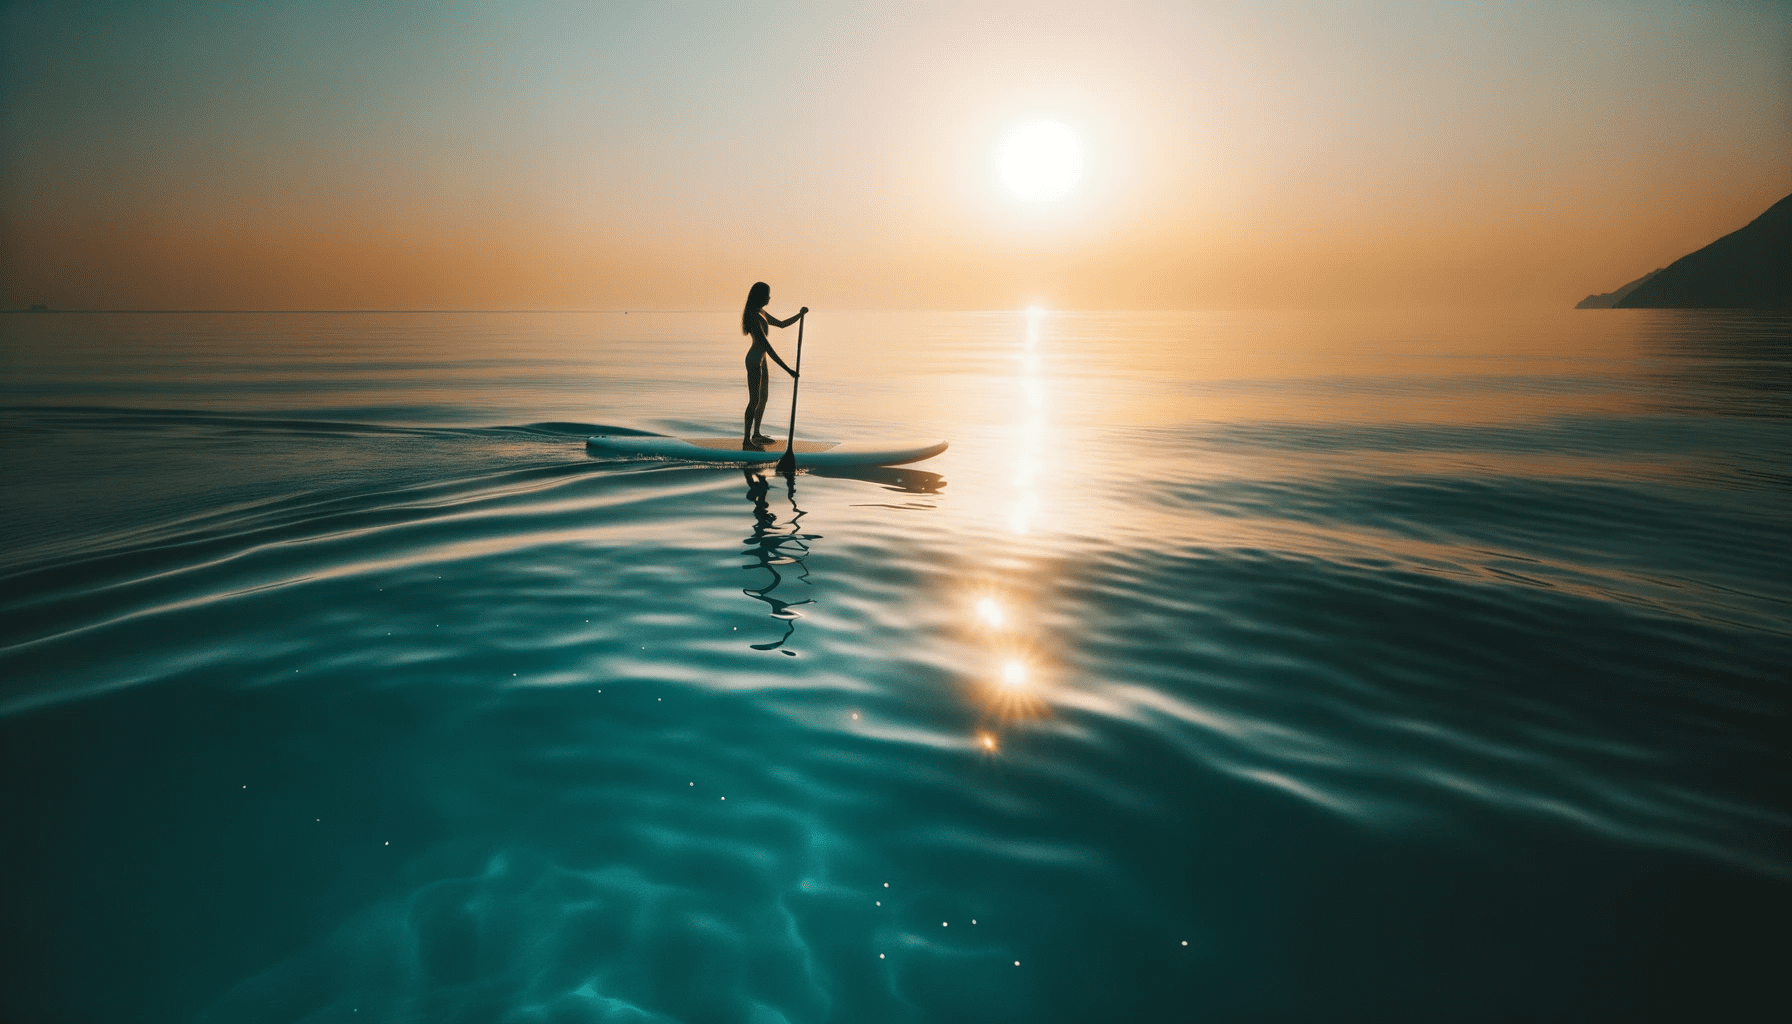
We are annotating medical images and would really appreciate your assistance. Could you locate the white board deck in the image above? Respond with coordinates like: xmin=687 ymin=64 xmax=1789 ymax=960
xmin=586 ymin=434 xmax=947 ymax=467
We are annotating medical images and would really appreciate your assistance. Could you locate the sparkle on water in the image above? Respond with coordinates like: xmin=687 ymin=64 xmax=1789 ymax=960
xmin=975 ymin=596 xmax=1006 ymax=628
xmin=1000 ymin=660 xmax=1028 ymax=688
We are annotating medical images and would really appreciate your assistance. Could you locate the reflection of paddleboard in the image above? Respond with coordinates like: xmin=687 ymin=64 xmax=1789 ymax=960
xmin=585 ymin=434 xmax=947 ymax=467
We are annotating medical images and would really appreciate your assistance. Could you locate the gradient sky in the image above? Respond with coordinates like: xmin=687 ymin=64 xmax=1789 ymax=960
xmin=3 ymin=1 xmax=1788 ymax=310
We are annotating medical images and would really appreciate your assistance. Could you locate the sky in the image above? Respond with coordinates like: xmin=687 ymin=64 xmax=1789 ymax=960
xmin=2 ymin=0 xmax=1788 ymax=311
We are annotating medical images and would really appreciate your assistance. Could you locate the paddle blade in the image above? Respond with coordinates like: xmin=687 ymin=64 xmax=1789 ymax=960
xmin=775 ymin=448 xmax=796 ymax=475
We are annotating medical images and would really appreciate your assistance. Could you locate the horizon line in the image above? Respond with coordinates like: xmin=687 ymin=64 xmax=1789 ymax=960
xmin=3 ymin=301 xmax=1594 ymax=315
xmin=2 ymin=308 xmax=730 ymax=315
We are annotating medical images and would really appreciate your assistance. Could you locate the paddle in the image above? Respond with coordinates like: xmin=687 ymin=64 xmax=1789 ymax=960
xmin=775 ymin=311 xmax=805 ymax=475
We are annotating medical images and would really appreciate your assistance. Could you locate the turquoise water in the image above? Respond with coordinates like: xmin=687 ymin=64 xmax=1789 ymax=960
xmin=1 ymin=309 xmax=1787 ymax=1023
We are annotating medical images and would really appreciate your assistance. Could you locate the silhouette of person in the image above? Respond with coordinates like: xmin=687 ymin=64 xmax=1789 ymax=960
xmin=741 ymin=282 xmax=805 ymax=449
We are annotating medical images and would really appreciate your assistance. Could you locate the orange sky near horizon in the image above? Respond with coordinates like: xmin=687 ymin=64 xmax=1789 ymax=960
xmin=3 ymin=1 xmax=1788 ymax=311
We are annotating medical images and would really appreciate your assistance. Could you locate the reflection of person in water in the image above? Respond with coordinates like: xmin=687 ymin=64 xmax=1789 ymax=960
xmin=740 ymin=467 xmax=813 ymax=652
xmin=741 ymin=281 xmax=805 ymax=450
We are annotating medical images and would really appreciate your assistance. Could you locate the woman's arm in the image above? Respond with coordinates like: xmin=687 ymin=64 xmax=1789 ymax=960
xmin=766 ymin=306 xmax=809 ymax=329
xmin=763 ymin=344 xmax=798 ymax=377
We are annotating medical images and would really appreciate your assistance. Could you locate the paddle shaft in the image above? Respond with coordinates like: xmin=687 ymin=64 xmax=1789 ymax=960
xmin=776 ymin=313 xmax=805 ymax=473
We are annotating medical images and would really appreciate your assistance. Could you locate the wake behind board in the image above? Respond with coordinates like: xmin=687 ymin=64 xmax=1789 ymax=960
xmin=586 ymin=434 xmax=947 ymax=468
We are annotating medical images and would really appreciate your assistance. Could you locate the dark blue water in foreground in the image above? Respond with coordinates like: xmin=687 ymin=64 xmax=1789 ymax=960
xmin=2 ymin=309 xmax=1787 ymax=1023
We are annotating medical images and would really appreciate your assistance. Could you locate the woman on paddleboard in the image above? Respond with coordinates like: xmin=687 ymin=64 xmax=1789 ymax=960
xmin=741 ymin=281 xmax=805 ymax=450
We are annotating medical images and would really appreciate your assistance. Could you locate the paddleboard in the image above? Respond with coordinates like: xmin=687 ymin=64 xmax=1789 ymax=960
xmin=585 ymin=434 xmax=947 ymax=467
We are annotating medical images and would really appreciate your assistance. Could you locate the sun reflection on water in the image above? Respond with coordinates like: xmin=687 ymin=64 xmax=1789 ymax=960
xmin=1009 ymin=316 xmax=1046 ymax=536
xmin=965 ymin=309 xmax=1065 ymax=748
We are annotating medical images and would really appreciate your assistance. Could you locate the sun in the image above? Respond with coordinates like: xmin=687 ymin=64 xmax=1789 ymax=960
xmin=999 ymin=121 xmax=1083 ymax=201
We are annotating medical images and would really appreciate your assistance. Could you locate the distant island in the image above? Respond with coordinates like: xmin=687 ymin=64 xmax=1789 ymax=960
xmin=1575 ymin=269 xmax=1663 ymax=308
xmin=1578 ymin=191 xmax=1791 ymax=309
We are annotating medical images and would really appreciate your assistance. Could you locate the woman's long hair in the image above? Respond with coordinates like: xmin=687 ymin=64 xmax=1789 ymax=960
xmin=742 ymin=281 xmax=771 ymax=335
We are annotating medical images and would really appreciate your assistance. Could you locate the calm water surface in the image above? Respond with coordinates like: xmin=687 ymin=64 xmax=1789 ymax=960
xmin=2 ymin=309 xmax=1788 ymax=1023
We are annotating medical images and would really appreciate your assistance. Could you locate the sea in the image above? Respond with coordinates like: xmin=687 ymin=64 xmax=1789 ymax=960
xmin=1 ymin=308 xmax=1787 ymax=1023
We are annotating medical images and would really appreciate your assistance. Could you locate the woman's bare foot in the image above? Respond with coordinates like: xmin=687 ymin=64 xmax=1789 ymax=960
xmin=742 ymin=438 xmax=765 ymax=451
xmin=751 ymin=433 xmax=776 ymax=445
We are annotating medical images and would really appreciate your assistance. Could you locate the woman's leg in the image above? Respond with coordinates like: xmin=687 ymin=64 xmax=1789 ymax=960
xmin=744 ymin=358 xmax=765 ymax=442
xmin=751 ymin=361 xmax=772 ymax=439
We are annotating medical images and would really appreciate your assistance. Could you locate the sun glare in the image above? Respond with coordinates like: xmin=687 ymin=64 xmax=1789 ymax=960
xmin=999 ymin=122 xmax=1082 ymax=201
